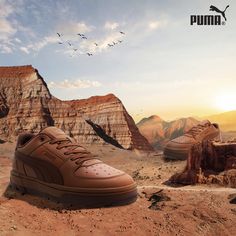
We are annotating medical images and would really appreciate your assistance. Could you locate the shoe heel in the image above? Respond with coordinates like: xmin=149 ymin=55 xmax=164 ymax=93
xmin=204 ymin=132 xmax=222 ymax=142
xmin=10 ymin=182 xmax=27 ymax=195
xmin=10 ymin=172 xmax=27 ymax=195
xmin=213 ymin=132 xmax=222 ymax=142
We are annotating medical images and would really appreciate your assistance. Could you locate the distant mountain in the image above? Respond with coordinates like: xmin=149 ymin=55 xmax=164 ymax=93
xmin=165 ymin=117 xmax=200 ymax=140
xmin=137 ymin=110 xmax=236 ymax=150
xmin=137 ymin=116 xmax=199 ymax=149
xmin=204 ymin=110 xmax=236 ymax=131
xmin=137 ymin=115 xmax=167 ymax=147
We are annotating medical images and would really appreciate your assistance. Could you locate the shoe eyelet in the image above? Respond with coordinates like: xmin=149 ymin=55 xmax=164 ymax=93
xmin=40 ymin=137 xmax=45 ymax=142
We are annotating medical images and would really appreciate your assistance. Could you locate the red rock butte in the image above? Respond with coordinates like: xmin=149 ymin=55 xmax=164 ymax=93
xmin=0 ymin=65 xmax=153 ymax=151
xmin=66 ymin=93 xmax=120 ymax=107
xmin=0 ymin=65 xmax=37 ymax=78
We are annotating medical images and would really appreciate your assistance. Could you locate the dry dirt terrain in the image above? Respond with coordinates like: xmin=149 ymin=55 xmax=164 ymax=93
xmin=0 ymin=142 xmax=236 ymax=236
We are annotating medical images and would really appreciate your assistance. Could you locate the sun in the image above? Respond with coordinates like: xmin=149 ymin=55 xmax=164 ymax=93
xmin=215 ymin=93 xmax=236 ymax=112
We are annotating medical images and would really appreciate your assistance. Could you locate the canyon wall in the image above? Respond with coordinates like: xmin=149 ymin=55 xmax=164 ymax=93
xmin=0 ymin=65 xmax=153 ymax=151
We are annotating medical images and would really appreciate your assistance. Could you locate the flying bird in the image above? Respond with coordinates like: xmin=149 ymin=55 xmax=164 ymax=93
xmin=78 ymin=33 xmax=85 ymax=36
xmin=87 ymin=53 xmax=93 ymax=56
xmin=68 ymin=42 xmax=72 ymax=46
xmin=57 ymin=33 xmax=62 ymax=37
xmin=58 ymin=42 xmax=63 ymax=44
xmin=209 ymin=5 xmax=229 ymax=21
xmin=120 ymin=31 xmax=125 ymax=35
xmin=118 ymin=40 xmax=122 ymax=43
xmin=108 ymin=43 xmax=114 ymax=47
xmin=81 ymin=36 xmax=87 ymax=39
xmin=112 ymin=41 xmax=117 ymax=45
xmin=94 ymin=43 xmax=98 ymax=46
xmin=73 ymin=48 xmax=78 ymax=51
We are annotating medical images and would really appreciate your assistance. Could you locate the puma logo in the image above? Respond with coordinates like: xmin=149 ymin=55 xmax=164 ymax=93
xmin=190 ymin=5 xmax=230 ymax=25
xmin=209 ymin=5 xmax=229 ymax=21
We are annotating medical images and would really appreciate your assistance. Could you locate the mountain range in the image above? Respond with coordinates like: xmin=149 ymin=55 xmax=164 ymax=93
xmin=137 ymin=110 xmax=236 ymax=150
xmin=137 ymin=115 xmax=199 ymax=149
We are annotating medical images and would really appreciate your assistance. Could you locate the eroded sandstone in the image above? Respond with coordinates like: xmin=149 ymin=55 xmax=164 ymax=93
xmin=0 ymin=65 xmax=153 ymax=151
xmin=170 ymin=140 xmax=236 ymax=187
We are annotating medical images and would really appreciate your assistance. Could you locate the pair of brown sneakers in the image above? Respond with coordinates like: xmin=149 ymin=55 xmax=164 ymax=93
xmin=10 ymin=127 xmax=137 ymax=207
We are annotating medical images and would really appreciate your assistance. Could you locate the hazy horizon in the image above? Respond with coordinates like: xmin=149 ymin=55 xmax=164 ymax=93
xmin=0 ymin=0 xmax=235 ymax=121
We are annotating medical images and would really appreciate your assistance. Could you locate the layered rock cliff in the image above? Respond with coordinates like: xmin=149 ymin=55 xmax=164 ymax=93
xmin=0 ymin=65 xmax=153 ymax=151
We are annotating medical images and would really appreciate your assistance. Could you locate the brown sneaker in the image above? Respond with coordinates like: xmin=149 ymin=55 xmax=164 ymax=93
xmin=164 ymin=120 xmax=220 ymax=160
xmin=10 ymin=127 xmax=137 ymax=207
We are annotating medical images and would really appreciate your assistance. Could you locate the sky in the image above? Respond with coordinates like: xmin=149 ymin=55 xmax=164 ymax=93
xmin=0 ymin=0 xmax=236 ymax=122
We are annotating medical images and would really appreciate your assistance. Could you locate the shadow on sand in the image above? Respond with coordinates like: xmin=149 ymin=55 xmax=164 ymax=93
xmin=3 ymin=183 xmax=137 ymax=211
xmin=0 ymin=139 xmax=6 ymax=144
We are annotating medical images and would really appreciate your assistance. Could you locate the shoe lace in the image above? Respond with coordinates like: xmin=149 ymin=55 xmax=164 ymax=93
xmin=185 ymin=123 xmax=209 ymax=138
xmin=49 ymin=138 xmax=96 ymax=163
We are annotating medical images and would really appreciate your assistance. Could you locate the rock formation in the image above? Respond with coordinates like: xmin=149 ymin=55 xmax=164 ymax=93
xmin=137 ymin=115 xmax=167 ymax=148
xmin=137 ymin=116 xmax=199 ymax=149
xmin=170 ymin=140 xmax=236 ymax=187
xmin=0 ymin=65 xmax=153 ymax=151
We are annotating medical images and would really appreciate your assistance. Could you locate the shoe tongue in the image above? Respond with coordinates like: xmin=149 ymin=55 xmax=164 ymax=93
xmin=40 ymin=126 xmax=68 ymax=139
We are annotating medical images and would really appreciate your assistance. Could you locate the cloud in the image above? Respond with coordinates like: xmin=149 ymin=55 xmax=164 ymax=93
xmin=0 ymin=1 xmax=121 ymax=57
xmin=104 ymin=21 xmax=119 ymax=30
xmin=20 ymin=46 xmax=30 ymax=54
xmin=0 ymin=1 xmax=17 ymax=42
xmin=0 ymin=0 xmax=56 ymax=54
xmin=0 ymin=0 xmax=14 ymax=18
xmin=0 ymin=1 xmax=122 ymax=57
xmin=96 ymin=33 xmax=123 ymax=51
xmin=57 ymin=21 xmax=93 ymax=35
xmin=0 ymin=18 xmax=16 ymax=39
xmin=14 ymin=37 xmax=22 ymax=43
xmin=56 ymin=29 xmax=124 ymax=57
xmin=0 ymin=0 xmax=28 ymax=53
xmin=148 ymin=20 xmax=167 ymax=30
xmin=26 ymin=35 xmax=58 ymax=52
xmin=51 ymin=21 xmax=97 ymax=56
xmin=0 ymin=44 xmax=12 ymax=53
xmin=48 ymin=79 xmax=102 ymax=89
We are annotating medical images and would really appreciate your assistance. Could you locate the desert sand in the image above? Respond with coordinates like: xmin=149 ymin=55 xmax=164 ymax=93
xmin=0 ymin=142 xmax=236 ymax=236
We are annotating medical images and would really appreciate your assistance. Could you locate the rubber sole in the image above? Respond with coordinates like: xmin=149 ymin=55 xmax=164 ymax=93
xmin=164 ymin=148 xmax=189 ymax=160
xmin=10 ymin=170 xmax=137 ymax=208
xmin=164 ymin=132 xmax=220 ymax=160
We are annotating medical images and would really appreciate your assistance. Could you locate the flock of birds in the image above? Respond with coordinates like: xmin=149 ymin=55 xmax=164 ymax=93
xmin=56 ymin=31 xmax=125 ymax=57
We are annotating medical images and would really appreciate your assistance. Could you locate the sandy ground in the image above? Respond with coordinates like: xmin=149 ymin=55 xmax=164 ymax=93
xmin=0 ymin=142 xmax=236 ymax=236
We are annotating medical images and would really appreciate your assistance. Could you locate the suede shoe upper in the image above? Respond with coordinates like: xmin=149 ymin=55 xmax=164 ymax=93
xmin=164 ymin=120 xmax=220 ymax=160
xmin=14 ymin=127 xmax=134 ymax=188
